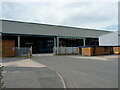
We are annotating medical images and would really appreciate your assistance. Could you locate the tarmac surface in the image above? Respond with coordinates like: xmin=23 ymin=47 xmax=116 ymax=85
xmin=2 ymin=55 xmax=119 ymax=88
xmin=32 ymin=55 xmax=118 ymax=88
xmin=2 ymin=58 xmax=65 ymax=88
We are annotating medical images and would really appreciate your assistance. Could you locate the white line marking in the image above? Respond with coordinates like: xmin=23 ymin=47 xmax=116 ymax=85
xmin=48 ymin=67 xmax=67 ymax=89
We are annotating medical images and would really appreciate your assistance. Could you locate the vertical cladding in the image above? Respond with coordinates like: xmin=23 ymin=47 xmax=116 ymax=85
xmin=119 ymin=35 xmax=120 ymax=45
xmin=99 ymin=31 xmax=119 ymax=46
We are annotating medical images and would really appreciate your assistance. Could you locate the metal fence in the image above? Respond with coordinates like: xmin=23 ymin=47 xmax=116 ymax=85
xmin=14 ymin=47 xmax=32 ymax=57
xmin=53 ymin=47 xmax=78 ymax=55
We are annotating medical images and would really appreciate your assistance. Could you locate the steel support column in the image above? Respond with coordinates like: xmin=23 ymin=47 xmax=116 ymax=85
xmin=54 ymin=37 xmax=57 ymax=47
xmin=83 ymin=38 xmax=86 ymax=46
xmin=56 ymin=37 xmax=59 ymax=55
xmin=18 ymin=35 xmax=20 ymax=48
xmin=57 ymin=37 xmax=59 ymax=47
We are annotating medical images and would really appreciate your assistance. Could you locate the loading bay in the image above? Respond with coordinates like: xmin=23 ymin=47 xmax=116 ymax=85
xmin=3 ymin=55 xmax=118 ymax=88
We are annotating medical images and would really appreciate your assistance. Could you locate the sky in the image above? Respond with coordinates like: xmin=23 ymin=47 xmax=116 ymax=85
xmin=1 ymin=0 xmax=119 ymax=31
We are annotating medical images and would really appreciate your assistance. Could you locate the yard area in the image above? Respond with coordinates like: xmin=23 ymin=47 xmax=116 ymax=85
xmin=32 ymin=55 xmax=118 ymax=88
xmin=2 ymin=55 xmax=119 ymax=88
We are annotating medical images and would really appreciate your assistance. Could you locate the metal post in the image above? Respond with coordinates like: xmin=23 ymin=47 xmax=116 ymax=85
xmin=31 ymin=46 xmax=32 ymax=56
xmin=53 ymin=37 xmax=56 ymax=55
xmin=57 ymin=37 xmax=59 ymax=47
xmin=18 ymin=35 xmax=20 ymax=48
xmin=54 ymin=37 xmax=57 ymax=47
xmin=57 ymin=37 xmax=59 ymax=55
xmin=83 ymin=38 xmax=86 ymax=46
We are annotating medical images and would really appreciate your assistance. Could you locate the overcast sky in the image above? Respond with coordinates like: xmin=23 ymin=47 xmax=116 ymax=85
xmin=1 ymin=0 xmax=119 ymax=31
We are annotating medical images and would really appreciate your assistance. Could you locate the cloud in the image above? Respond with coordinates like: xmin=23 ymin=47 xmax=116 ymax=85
xmin=102 ymin=25 xmax=118 ymax=31
xmin=2 ymin=1 xmax=118 ymax=31
xmin=2 ymin=0 xmax=119 ymax=2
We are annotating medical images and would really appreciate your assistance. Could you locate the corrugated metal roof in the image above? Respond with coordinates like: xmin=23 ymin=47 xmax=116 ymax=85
xmin=1 ymin=20 xmax=112 ymax=38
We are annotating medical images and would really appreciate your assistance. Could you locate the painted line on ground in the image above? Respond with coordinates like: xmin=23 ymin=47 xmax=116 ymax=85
xmin=31 ymin=59 xmax=67 ymax=89
xmin=48 ymin=66 xmax=67 ymax=89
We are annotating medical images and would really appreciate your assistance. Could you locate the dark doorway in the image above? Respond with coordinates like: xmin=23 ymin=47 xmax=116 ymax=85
xmin=21 ymin=36 xmax=54 ymax=54
xmin=59 ymin=38 xmax=84 ymax=47
xmin=2 ymin=35 xmax=18 ymax=47
xmin=85 ymin=38 xmax=99 ymax=46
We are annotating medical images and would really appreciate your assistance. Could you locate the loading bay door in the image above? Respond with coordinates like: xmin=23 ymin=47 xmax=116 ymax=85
xmin=21 ymin=36 xmax=54 ymax=54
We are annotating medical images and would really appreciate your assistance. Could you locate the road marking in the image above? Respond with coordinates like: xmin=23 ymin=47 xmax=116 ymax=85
xmin=48 ymin=67 xmax=67 ymax=89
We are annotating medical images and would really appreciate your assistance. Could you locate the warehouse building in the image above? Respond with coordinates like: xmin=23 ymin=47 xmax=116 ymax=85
xmin=0 ymin=20 xmax=117 ymax=54
xmin=99 ymin=31 xmax=119 ymax=46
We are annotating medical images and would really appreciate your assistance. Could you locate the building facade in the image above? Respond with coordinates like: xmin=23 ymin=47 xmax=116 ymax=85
xmin=99 ymin=31 xmax=119 ymax=46
xmin=1 ymin=20 xmax=113 ymax=54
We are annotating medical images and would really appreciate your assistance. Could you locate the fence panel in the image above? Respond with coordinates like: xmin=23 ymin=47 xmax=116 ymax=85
xmin=65 ymin=47 xmax=72 ymax=55
xmin=58 ymin=47 xmax=65 ymax=55
xmin=53 ymin=47 xmax=78 ymax=55
xmin=15 ymin=47 xmax=32 ymax=56
xmin=73 ymin=47 xmax=78 ymax=54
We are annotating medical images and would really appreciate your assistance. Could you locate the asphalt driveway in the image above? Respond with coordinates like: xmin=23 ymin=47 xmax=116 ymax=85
xmin=32 ymin=55 xmax=118 ymax=88
xmin=2 ymin=58 xmax=65 ymax=88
